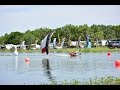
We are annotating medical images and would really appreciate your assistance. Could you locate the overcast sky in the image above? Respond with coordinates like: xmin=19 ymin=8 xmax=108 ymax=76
xmin=0 ymin=5 xmax=120 ymax=36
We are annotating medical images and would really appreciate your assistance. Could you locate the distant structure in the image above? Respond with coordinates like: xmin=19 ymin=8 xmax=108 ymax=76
xmin=20 ymin=41 xmax=26 ymax=50
xmin=78 ymin=36 xmax=81 ymax=48
xmin=30 ymin=44 xmax=40 ymax=50
xmin=53 ymin=38 xmax=65 ymax=49
xmin=85 ymin=34 xmax=91 ymax=48
xmin=14 ymin=45 xmax=18 ymax=56
xmin=60 ymin=38 xmax=65 ymax=48
xmin=5 ymin=44 xmax=13 ymax=50
xmin=98 ymin=40 xmax=108 ymax=46
xmin=53 ymin=38 xmax=57 ymax=49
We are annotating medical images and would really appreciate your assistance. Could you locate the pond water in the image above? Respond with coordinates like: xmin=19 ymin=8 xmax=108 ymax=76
xmin=0 ymin=52 xmax=120 ymax=85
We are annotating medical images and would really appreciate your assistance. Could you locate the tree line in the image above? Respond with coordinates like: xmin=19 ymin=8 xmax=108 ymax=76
xmin=0 ymin=24 xmax=120 ymax=47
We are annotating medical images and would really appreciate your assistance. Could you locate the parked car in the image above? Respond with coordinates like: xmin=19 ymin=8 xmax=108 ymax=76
xmin=108 ymin=41 xmax=120 ymax=48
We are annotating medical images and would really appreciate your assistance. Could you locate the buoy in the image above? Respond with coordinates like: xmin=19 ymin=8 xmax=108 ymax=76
xmin=25 ymin=57 xmax=30 ymax=61
xmin=25 ymin=60 xmax=30 ymax=64
xmin=25 ymin=57 xmax=30 ymax=64
xmin=115 ymin=60 xmax=120 ymax=69
xmin=107 ymin=52 xmax=111 ymax=56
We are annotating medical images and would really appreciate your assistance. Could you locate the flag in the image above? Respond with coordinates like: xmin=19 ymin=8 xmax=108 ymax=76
xmin=41 ymin=31 xmax=55 ymax=54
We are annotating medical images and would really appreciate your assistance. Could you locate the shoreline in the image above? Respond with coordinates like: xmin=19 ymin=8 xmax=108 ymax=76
xmin=0 ymin=47 xmax=120 ymax=53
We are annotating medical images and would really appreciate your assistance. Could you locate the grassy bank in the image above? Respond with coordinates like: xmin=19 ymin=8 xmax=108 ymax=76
xmin=0 ymin=47 xmax=120 ymax=53
xmin=49 ymin=47 xmax=120 ymax=53
xmin=41 ymin=76 xmax=120 ymax=85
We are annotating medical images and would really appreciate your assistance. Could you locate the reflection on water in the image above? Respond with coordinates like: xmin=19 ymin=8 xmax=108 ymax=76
xmin=14 ymin=56 xmax=30 ymax=74
xmin=42 ymin=58 xmax=56 ymax=82
xmin=0 ymin=52 xmax=120 ymax=85
xmin=15 ymin=56 xmax=18 ymax=71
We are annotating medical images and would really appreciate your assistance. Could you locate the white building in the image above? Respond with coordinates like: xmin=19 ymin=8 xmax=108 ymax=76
xmin=5 ymin=44 xmax=14 ymax=50
xmin=70 ymin=41 xmax=85 ymax=48
xmin=98 ymin=40 xmax=108 ymax=46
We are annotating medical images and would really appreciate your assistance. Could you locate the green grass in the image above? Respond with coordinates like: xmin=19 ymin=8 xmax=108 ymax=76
xmin=49 ymin=47 xmax=120 ymax=53
xmin=0 ymin=46 xmax=120 ymax=53
xmin=41 ymin=76 xmax=120 ymax=85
